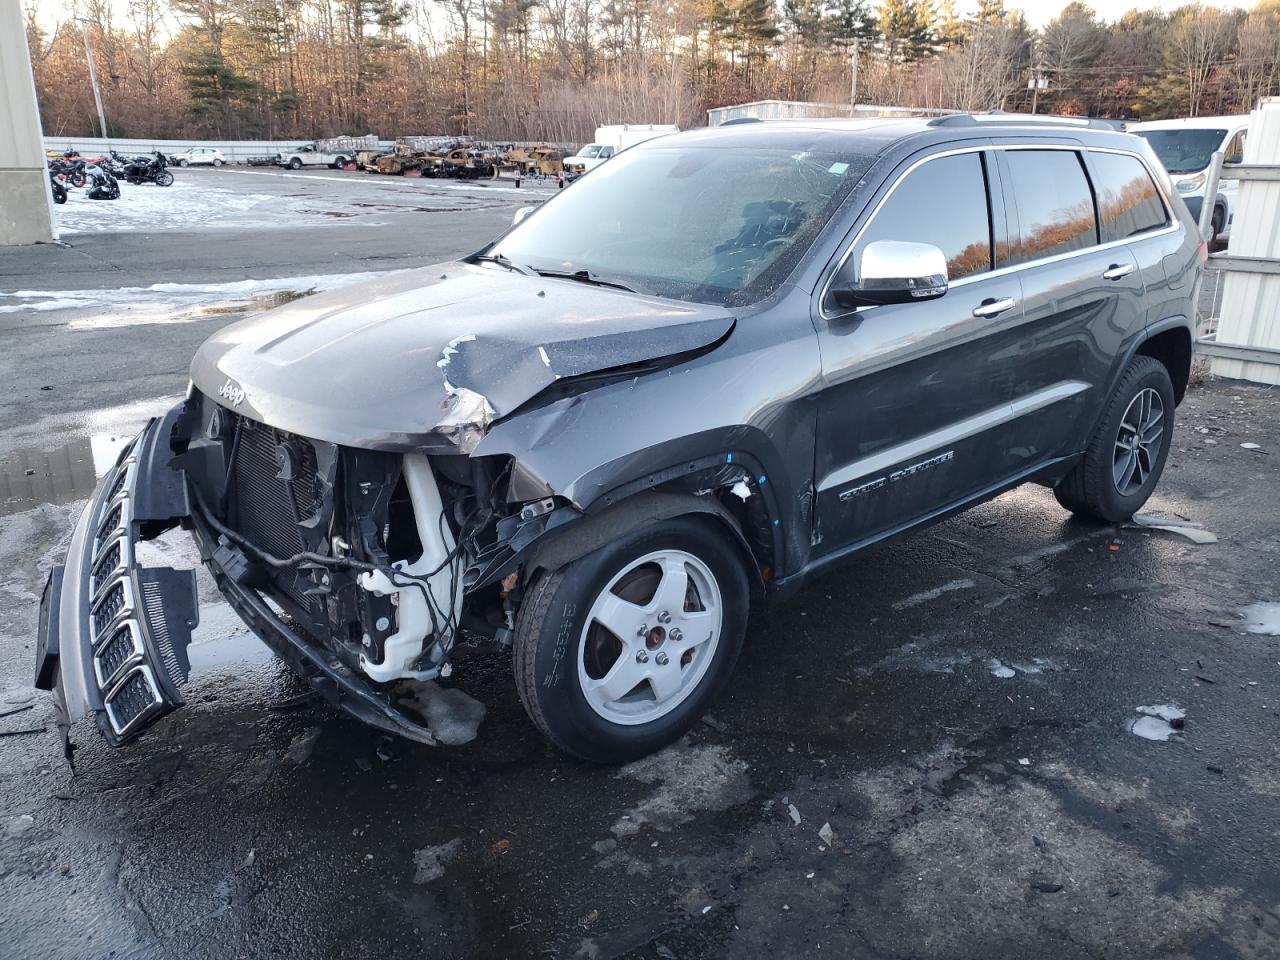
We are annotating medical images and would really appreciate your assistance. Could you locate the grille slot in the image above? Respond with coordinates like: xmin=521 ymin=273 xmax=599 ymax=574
xmin=96 ymin=502 xmax=123 ymax=545
xmin=91 ymin=539 xmax=124 ymax=593
xmin=107 ymin=466 xmax=129 ymax=503
xmin=95 ymin=622 xmax=142 ymax=689
xmin=104 ymin=667 xmax=162 ymax=735
xmin=91 ymin=581 xmax=127 ymax=640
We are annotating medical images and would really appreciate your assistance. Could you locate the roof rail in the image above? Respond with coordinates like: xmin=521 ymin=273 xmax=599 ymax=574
xmin=718 ymin=117 xmax=765 ymax=126
xmin=929 ymin=111 xmax=1123 ymax=132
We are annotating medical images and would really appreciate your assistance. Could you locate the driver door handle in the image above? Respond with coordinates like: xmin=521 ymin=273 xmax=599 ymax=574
xmin=1103 ymin=263 xmax=1135 ymax=280
xmin=972 ymin=297 xmax=1017 ymax=318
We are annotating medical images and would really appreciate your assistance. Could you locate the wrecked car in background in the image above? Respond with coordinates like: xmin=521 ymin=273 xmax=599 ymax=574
xmin=35 ymin=115 xmax=1202 ymax=764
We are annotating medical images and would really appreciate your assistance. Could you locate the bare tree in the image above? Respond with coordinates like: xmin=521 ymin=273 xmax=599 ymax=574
xmin=1232 ymin=10 xmax=1280 ymax=113
xmin=1164 ymin=4 xmax=1236 ymax=117
xmin=1039 ymin=1 xmax=1102 ymax=104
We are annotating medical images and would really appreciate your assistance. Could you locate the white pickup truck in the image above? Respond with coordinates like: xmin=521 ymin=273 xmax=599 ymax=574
xmin=276 ymin=142 xmax=353 ymax=170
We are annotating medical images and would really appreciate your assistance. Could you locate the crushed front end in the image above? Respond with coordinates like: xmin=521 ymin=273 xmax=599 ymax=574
xmin=34 ymin=387 xmax=554 ymax=751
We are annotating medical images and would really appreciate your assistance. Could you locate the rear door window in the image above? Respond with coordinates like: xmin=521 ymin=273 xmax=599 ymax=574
xmin=855 ymin=152 xmax=993 ymax=281
xmin=1003 ymin=150 xmax=1098 ymax=263
xmin=1087 ymin=151 xmax=1168 ymax=242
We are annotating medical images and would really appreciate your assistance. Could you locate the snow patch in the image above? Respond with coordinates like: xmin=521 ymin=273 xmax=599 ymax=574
xmin=1129 ymin=704 xmax=1185 ymax=741
xmin=55 ymin=178 xmax=274 ymax=234
xmin=396 ymin=681 xmax=485 ymax=746
xmin=893 ymin=578 xmax=976 ymax=610
xmin=0 ymin=270 xmax=410 ymax=320
xmin=1243 ymin=603 xmax=1280 ymax=636
xmin=610 ymin=741 xmax=751 ymax=838
xmin=412 ymin=838 xmax=463 ymax=883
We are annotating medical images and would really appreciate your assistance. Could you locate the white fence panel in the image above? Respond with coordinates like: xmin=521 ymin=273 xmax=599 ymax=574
xmin=43 ymin=136 xmax=316 ymax=164
xmin=1212 ymin=97 xmax=1280 ymax=385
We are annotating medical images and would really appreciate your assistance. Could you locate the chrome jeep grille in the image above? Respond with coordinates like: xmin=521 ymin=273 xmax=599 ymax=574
xmin=85 ymin=441 xmax=170 ymax=737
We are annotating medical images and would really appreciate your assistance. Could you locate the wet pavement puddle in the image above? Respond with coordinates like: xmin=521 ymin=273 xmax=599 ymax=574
xmin=0 ymin=431 xmax=132 ymax=517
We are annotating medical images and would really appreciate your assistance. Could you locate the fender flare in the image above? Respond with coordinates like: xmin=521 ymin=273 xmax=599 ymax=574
xmin=525 ymin=491 xmax=765 ymax=596
xmin=1087 ymin=314 xmax=1193 ymax=441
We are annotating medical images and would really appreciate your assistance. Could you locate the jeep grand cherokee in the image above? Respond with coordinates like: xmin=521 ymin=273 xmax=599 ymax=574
xmin=35 ymin=114 xmax=1203 ymax=764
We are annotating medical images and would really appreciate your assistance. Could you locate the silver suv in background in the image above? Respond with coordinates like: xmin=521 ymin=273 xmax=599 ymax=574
xmin=36 ymin=115 xmax=1203 ymax=766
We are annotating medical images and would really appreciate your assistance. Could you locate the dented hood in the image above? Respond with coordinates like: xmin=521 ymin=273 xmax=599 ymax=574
xmin=190 ymin=263 xmax=735 ymax=452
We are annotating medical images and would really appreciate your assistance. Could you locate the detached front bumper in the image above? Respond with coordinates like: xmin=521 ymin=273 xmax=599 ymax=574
xmin=34 ymin=407 xmax=440 ymax=750
xmin=34 ymin=411 xmax=199 ymax=746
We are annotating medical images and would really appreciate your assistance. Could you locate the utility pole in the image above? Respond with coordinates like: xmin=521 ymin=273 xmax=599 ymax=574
xmin=76 ymin=18 xmax=109 ymax=141
xmin=850 ymin=40 xmax=859 ymax=117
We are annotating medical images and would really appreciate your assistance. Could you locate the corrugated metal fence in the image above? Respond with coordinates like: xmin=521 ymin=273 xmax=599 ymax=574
xmin=1200 ymin=96 xmax=1280 ymax=386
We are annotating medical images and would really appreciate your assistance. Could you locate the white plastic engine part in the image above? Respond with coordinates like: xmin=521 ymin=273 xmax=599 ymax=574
xmin=357 ymin=454 xmax=463 ymax=682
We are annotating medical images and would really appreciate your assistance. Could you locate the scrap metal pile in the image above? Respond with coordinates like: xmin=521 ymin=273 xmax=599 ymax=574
xmin=359 ymin=137 xmax=566 ymax=179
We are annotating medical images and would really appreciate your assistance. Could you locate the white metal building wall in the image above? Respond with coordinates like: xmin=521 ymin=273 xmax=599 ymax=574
xmin=1212 ymin=97 xmax=1280 ymax=385
xmin=1 ymin=2 xmax=56 ymax=245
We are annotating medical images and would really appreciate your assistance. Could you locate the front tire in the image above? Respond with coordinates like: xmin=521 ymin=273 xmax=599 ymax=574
xmin=213 ymin=158 xmax=224 ymax=167
xmin=179 ymin=159 xmax=189 ymax=167
xmin=156 ymin=170 xmax=174 ymax=186
xmin=1054 ymin=355 xmax=1176 ymax=522
xmin=289 ymin=157 xmax=302 ymax=170
xmin=513 ymin=515 xmax=749 ymax=764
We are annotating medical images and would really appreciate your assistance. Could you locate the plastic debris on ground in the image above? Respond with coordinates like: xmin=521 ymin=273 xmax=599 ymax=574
xmin=1126 ymin=513 xmax=1219 ymax=544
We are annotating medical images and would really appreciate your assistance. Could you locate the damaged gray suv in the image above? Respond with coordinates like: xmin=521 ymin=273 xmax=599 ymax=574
xmin=35 ymin=115 xmax=1203 ymax=763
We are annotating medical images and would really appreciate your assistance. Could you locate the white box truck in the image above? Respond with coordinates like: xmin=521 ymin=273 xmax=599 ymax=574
xmin=563 ymin=124 xmax=678 ymax=176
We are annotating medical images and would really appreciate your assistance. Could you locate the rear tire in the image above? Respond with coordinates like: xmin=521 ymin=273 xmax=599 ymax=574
xmin=1054 ymin=355 xmax=1176 ymax=522
xmin=513 ymin=515 xmax=749 ymax=764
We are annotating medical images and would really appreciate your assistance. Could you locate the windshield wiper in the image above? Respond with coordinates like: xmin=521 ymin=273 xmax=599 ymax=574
xmin=472 ymin=253 xmax=537 ymax=276
xmin=534 ymin=268 xmax=639 ymax=293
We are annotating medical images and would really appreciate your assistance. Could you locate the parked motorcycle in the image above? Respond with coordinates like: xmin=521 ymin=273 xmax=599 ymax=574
xmin=48 ymin=156 xmax=87 ymax=188
xmin=122 ymin=150 xmax=174 ymax=187
xmin=48 ymin=170 xmax=67 ymax=205
xmin=85 ymin=162 xmax=121 ymax=200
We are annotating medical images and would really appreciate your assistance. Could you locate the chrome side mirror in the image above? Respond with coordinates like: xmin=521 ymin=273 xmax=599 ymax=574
xmin=832 ymin=240 xmax=949 ymax=308
xmin=512 ymin=205 xmax=535 ymax=226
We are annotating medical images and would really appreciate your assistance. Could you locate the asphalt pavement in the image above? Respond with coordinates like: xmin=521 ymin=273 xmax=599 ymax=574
xmin=1 ymin=167 xmax=1278 ymax=960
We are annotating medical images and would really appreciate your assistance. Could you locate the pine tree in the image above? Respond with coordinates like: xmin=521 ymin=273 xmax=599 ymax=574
xmin=877 ymin=0 xmax=933 ymax=65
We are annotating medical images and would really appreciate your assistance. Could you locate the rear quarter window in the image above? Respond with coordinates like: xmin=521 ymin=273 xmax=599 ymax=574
xmin=1088 ymin=151 xmax=1168 ymax=242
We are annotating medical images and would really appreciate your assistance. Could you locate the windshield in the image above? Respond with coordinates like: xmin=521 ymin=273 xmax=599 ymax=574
xmin=578 ymin=144 xmax=603 ymax=158
xmin=1134 ymin=128 xmax=1227 ymax=175
xmin=488 ymin=144 xmax=871 ymax=306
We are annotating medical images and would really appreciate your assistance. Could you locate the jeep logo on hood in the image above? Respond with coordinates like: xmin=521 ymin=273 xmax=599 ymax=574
xmin=218 ymin=377 xmax=246 ymax=407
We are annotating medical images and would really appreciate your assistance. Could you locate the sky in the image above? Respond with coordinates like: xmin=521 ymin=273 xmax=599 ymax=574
xmin=27 ymin=0 xmax=1256 ymax=35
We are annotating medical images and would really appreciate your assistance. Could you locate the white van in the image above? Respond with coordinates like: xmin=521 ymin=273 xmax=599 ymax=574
xmin=1129 ymin=115 xmax=1249 ymax=244
xmin=563 ymin=125 xmax=679 ymax=176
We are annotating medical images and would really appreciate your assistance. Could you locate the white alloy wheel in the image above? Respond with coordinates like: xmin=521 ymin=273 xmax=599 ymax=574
xmin=577 ymin=550 xmax=723 ymax=725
